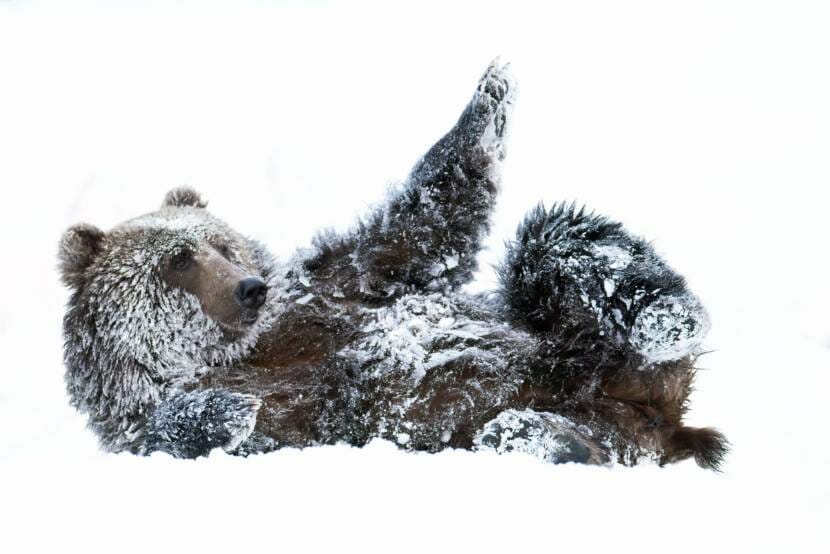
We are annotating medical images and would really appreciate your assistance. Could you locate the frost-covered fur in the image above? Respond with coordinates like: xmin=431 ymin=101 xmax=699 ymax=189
xmin=59 ymin=61 xmax=728 ymax=469
xmin=60 ymin=201 xmax=286 ymax=455
xmin=498 ymin=203 xmax=710 ymax=366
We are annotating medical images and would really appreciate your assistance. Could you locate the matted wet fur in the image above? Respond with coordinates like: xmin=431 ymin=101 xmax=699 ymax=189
xmin=58 ymin=61 xmax=728 ymax=470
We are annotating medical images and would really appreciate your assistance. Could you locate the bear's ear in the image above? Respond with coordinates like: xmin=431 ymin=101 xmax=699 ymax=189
xmin=58 ymin=224 xmax=105 ymax=287
xmin=162 ymin=186 xmax=208 ymax=209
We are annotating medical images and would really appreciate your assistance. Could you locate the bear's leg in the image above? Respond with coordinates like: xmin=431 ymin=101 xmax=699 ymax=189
xmin=473 ymin=409 xmax=610 ymax=465
xmin=309 ymin=60 xmax=515 ymax=298
xmin=143 ymin=389 xmax=261 ymax=458
xmin=498 ymin=203 xmax=709 ymax=367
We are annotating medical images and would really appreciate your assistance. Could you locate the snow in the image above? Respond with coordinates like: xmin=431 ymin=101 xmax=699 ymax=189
xmin=295 ymin=292 xmax=314 ymax=305
xmin=1 ymin=1 xmax=829 ymax=553
xmin=603 ymin=277 xmax=616 ymax=297
xmin=352 ymin=293 xmax=503 ymax=383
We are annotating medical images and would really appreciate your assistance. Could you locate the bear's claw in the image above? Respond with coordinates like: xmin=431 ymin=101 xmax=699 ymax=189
xmin=221 ymin=394 xmax=262 ymax=452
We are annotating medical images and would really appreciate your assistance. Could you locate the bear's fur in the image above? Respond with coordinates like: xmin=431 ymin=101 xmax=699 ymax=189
xmin=58 ymin=61 xmax=728 ymax=469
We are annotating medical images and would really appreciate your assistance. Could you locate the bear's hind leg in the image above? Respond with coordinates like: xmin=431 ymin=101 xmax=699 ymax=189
xmin=498 ymin=203 xmax=709 ymax=368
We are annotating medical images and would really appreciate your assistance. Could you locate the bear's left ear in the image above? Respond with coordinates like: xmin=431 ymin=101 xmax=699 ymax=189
xmin=58 ymin=224 xmax=105 ymax=288
xmin=162 ymin=186 xmax=208 ymax=209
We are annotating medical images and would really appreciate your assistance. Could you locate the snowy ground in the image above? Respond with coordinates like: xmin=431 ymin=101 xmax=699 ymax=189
xmin=1 ymin=1 xmax=828 ymax=552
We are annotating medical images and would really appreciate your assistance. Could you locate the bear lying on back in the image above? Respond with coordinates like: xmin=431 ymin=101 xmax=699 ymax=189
xmin=58 ymin=61 xmax=728 ymax=469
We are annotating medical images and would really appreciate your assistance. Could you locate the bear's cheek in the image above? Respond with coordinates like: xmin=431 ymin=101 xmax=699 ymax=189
xmin=163 ymin=249 xmax=253 ymax=330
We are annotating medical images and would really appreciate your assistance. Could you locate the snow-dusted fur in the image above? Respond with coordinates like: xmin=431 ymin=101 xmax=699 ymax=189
xmin=59 ymin=61 xmax=728 ymax=469
xmin=59 ymin=200 xmax=286 ymax=455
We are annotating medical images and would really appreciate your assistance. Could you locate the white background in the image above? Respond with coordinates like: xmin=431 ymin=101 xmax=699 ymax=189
xmin=0 ymin=1 xmax=828 ymax=552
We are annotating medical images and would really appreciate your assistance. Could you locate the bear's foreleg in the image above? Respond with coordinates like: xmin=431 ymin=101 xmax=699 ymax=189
xmin=311 ymin=60 xmax=515 ymax=298
xmin=143 ymin=389 xmax=261 ymax=458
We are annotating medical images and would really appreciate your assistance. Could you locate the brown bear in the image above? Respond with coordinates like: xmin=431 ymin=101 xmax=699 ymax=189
xmin=58 ymin=61 xmax=728 ymax=469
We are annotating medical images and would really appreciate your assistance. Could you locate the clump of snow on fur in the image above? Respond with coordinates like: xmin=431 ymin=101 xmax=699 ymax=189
xmin=574 ymin=244 xmax=637 ymax=338
xmin=295 ymin=293 xmax=314 ymax=305
xmin=351 ymin=293 xmax=502 ymax=383
xmin=592 ymin=244 xmax=633 ymax=270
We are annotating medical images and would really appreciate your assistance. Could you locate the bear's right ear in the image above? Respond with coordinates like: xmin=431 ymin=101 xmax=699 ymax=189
xmin=162 ymin=186 xmax=208 ymax=209
xmin=58 ymin=224 xmax=105 ymax=288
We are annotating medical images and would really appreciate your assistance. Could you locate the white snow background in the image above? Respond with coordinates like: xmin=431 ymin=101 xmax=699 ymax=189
xmin=1 ymin=1 xmax=828 ymax=552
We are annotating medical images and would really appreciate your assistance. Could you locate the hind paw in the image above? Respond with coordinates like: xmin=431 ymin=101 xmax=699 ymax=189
xmin=629 ymin=293 xmax=710 ymax=365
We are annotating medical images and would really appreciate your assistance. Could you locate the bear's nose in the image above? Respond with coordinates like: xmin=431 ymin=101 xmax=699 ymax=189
xmin=236 ymin=277 xmax=268 ymax=309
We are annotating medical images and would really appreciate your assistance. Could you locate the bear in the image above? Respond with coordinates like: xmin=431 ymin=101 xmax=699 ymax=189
xmin=58 ymin=61 xmax=728 ymax=469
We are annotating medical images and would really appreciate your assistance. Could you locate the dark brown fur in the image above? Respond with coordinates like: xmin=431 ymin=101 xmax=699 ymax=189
xmin=192 ymin=281 xmax=724 ymax=468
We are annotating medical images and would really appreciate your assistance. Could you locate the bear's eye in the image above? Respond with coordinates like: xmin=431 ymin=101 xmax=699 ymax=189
xmin=171 ymin=249 xmax=194 ymax=271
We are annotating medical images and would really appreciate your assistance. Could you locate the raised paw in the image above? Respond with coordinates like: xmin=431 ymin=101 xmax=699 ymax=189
xmin=407 ymin=58 xmax=515 ymax=185
xmin=463 ymin=58 xmax=516 ymax=159
xmin=476 ymin=58 xmax=516 ymax=109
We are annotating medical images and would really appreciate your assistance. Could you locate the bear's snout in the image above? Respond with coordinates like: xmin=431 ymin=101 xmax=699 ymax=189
xmin=235 ymin=277 xmax=268 ymax=311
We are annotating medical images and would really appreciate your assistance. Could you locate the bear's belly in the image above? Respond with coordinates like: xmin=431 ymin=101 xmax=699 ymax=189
xmin=196 ymin=293 xmax=541 ymax=450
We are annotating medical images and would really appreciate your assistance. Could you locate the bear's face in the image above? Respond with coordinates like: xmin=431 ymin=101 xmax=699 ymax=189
xmin=59 ymin=187 xmax=278 ymax=379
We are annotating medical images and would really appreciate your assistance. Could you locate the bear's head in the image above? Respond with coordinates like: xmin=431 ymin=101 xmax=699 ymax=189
xmin=58 ymin=187 xmax=283 ymax=447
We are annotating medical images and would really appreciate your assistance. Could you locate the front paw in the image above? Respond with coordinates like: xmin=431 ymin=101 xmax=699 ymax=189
xmin=476 ymin=58 xmax=516 ymax=110
xmin=455 ymin=59 xmax=516 ymax=160
xmin=147 ymin=389 xmax=263 ymax=458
